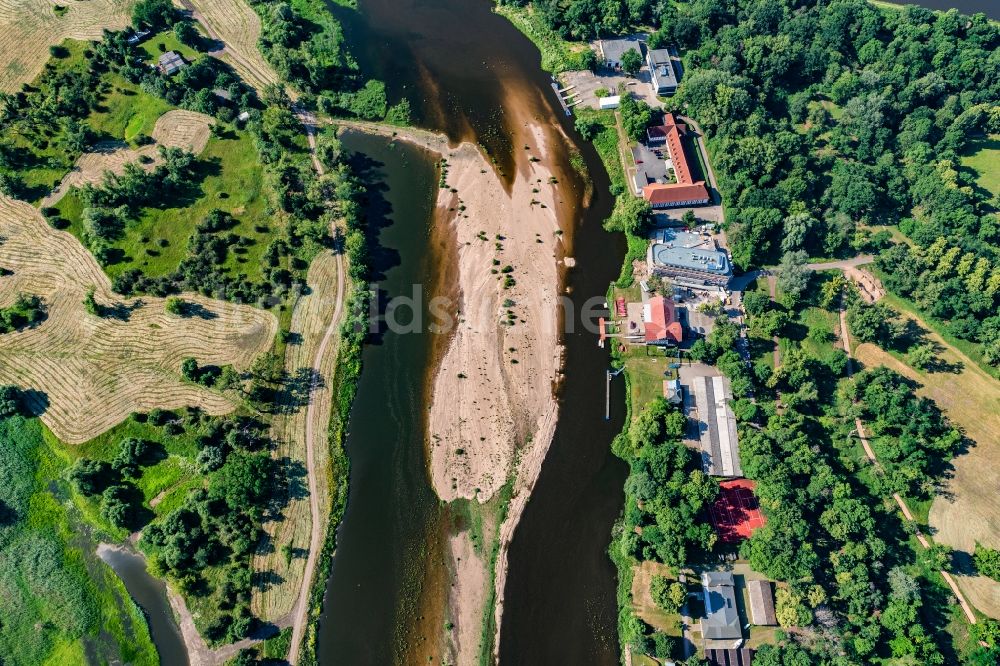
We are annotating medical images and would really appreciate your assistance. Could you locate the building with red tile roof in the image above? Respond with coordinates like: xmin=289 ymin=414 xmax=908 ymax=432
xmin=643 ymin=296 xmax=683 ymax=345
xmin=641 ymin=113 xmax=710 ymax=208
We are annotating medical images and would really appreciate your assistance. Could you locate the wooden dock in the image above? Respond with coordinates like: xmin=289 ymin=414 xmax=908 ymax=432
xmin=550 ymin=81 xmax=572 ymax=117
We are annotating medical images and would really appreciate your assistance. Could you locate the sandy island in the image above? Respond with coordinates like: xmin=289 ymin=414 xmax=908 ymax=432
xmin=335 ymin=101 xmax=578 ymax=662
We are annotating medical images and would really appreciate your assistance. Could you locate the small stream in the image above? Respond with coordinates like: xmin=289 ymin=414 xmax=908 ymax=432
xmin=97 ymin=544 xmax=189 ymax=666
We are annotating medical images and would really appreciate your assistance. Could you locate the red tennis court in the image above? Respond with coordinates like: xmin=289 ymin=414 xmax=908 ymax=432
xmin=709 ymin=479 xmax=765 ymax=542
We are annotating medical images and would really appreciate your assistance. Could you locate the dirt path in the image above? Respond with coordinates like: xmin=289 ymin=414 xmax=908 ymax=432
xmin=768 ymin=275 xmax=780 ymax=369
xmin=284 ymin=111 xmax=346 ymax=665
xmin=838 ymin=299 xmax=983 ymax=628
xmin=807 ymin=256 xmax=873 ymax=271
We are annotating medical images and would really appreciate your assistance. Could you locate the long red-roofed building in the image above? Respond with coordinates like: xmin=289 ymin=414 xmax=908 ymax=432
xmin=641 ymin=113 xmax=710 ymax=208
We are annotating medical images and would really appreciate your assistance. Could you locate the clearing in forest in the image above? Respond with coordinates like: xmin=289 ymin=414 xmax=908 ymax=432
xmin=854 ymin=327 xmax=1000 ymax=619
xmin=0 ymin=0 xmax=134 ymax=93
xmin=960 ymin=134 xmax=1000 ymax=198
xmin=0 ymin=193 xmax=277 ymax=444
xmin=41 ymin=109 xmax=215 ymax=208
xmin=177 ymin=0 xmax=278 ymax=91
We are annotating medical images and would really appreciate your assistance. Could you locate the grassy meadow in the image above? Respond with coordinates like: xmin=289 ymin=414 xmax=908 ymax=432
xmin=0 ymin=416 xmax=158 ymax=666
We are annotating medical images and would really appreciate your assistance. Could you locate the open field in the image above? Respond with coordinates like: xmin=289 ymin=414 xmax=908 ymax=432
xmin=252 ymin=251 xmax=340 ymax=623
xmin=961 ymin=134 xmax=1000 ymax=197
xmin=854 ymin=330 xmax=1000 ymax=619
xmin=55 ymin=123 xmax=274 ymax=281
xmin=178 ymin=0 xmax=278 ymax=90
xmin=42 ymin=109 xmax=214 ymax=208
xmin=630 ymin=560 xmax=683 ymax=637
xmin=0 ymin=193 xmax=277 ymax=443
xmin=0 ymin=0 xmax=134 ymax=93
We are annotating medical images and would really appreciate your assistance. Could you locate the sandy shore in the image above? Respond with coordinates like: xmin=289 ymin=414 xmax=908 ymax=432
xmin=334 ymin=105 xmax=576 ymax=661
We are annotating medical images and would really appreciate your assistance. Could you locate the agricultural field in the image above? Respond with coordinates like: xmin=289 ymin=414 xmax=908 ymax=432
xmin=0 ymin=0 xmax=134 ymax=93
xmin=181 ymin=0 xmax=279 ymax=90
xmin=0 ymin=193 xmax=277 ymax=444
xmin=960 ymin=134 xmax=1000 ymax=198
xmin=252 ymin=251 xmax=340 ymax=622
xmin=0 ymin=415 xmax=158 ymax=666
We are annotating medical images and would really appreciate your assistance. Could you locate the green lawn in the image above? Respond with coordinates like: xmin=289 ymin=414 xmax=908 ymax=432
xmin=960 ymin=134 xmax=1000 ymax=198
xmin=140 ymin=33 xmax=202 ymax=66
xmin=57 ymin=127 xmax=277 ymax=282
xmin=87 ymin=73 xmax=173 ymax=143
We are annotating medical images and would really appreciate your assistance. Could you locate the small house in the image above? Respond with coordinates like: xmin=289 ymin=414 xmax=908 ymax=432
xmin=643 ymin=296 xmax=683 ymax=346
xmin=157 ymin=51 xmax=186 ymax=76
xmin=598 ymin=38 xmax=641 ymax=70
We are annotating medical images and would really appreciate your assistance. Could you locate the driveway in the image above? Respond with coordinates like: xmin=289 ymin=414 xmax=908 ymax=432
xmin=559 ymin=68 xmax=664 ymax=110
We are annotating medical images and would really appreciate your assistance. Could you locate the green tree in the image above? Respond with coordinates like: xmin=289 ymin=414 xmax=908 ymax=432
xmin=165 ymin=297 xmax=185 ymax=315
xmin=607 ymin=196 xmax=652 ymax=235
xmin=907 ymin=343 xmax=937 ymax=371
xmin=974 ymin=544 xmax=1000 ymax=581
xmin=776 ymin=250 xmax=810 ymax=302
xmin=132 ymin=0 xmax=176 ymax=29
xmin=0 ymin=385 xmax=23 ymax=418
xmin=620 ymin=48 xmax=642 ymax=77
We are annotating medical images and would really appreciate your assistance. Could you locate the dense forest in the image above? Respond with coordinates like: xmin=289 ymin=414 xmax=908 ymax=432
xmin=561 ymin=0 xmax=1000 ymax=663
xmin=511 ymin=0 xmax=1000 ymax=365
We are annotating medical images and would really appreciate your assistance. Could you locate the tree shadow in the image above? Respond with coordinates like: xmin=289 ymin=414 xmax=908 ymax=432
xmin=19 ymin=389 xmax=50 ymax=417
xmin=177 ymin=300 xmax=219 ymax=320
xmin=99 ymin=299 xmax=145 ymax=321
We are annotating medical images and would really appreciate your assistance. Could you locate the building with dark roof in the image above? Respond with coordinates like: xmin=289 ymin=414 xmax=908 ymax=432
xmin=747 ymin=580 xmax=777 ymax=626
xmin=700 ymin=571 xmax=742 ymax=641
xmin=647 ymin=48 xmax=678 ymax=95
xmin=598 ymin=38 xmax=641 ymax=69
xmin=157 ymin=51 xmax=186 ymax=76
xmin=640 ymin=113 xmax=710 ymax=208
xmin=706 ymin=648 xmax=754 ymax=666
xmin=692 ymin=374 xmax=742 ymax=476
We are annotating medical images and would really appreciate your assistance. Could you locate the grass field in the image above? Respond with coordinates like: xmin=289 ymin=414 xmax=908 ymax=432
xmin=960 ymin=134 xmax=1000 ymax=198
xmin=0 ymin=0 xmax=134 ymax=93
xmin=0 ymin=416 xmax=158 ymax=666
xmin=87 ymin=70 xmax=176 ymax=143
xmin=183 ymin=0 xmax=279 ymax=91
xmin=0 ymin=193 xmax=277 ymax=444
xmin=43 ymin=108 xmax=214 ymax=209
xmin=55 ymin=122 xmax=276 ymax=282
xmin=854 ymin=324 xmax=1000 ymax=619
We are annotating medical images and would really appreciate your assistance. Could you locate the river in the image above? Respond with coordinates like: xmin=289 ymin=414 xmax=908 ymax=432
xmin=316 ymin=0 xmax=627 ymax=663
xmin=96 ymin=544 xmax=189 ymax=665
xmin=314 ymin=0 xmax=997 ymax=665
